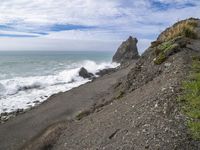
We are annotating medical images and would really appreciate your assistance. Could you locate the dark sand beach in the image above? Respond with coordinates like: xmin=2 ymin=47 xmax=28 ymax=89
xmin=0 ymin=64 xmax=133 ymax=150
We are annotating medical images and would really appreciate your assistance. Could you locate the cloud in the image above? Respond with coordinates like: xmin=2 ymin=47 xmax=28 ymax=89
xmin=0 ymin=0 xmax=199 ymax=52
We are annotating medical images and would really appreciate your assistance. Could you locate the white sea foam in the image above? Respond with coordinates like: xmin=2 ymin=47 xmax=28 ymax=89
xmin=0 ymin=60 xmax=119 ymax=114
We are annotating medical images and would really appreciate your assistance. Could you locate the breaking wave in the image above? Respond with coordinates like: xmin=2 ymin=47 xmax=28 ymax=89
xmin=0 ymin=60 xmax=118 ymax=113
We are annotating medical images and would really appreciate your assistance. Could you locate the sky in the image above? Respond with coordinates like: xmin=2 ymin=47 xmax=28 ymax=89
xmin=0 ymin=0 xmax=199 ymax=53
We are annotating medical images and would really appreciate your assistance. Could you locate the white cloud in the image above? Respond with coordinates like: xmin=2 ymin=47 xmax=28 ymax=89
xmin=0 ymin=36 xmax=120 ymax=51
xmin=0 ymin=0 xmax=199 ymax=52
xmin=0 ymin=0 xmax=121 ymax=26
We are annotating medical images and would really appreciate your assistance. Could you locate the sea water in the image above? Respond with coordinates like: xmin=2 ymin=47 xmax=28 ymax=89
xmin=0 ymin=51 xmax=118 ymax=114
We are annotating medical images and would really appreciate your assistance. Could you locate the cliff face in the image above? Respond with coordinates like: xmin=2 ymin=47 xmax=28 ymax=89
xmin=112 ymin=36 xmax=140 ymax=64
xmin=21 ymin=18 xmax=200 ymax=150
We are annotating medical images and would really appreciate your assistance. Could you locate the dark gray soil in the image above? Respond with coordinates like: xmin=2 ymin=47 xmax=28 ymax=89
xmin=23 ymin=40 xmax=200 ymax=150
xmin=51 ymin=46 xmax=200 ymax=150
xmin=0 ymin=65 xmax=133 ymax=150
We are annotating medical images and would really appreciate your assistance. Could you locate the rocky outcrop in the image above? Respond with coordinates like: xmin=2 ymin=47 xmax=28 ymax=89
xmin=112 ymin=36 xmax=140 ymax=64
xmin=79 ymin=67 xmax=94 ymax=79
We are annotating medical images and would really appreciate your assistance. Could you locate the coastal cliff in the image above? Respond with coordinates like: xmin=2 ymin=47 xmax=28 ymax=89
xmin=0 ymin=18 xmax=200 ymax=150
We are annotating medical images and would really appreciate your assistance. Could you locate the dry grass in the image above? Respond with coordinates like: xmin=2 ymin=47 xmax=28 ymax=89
xmin=153 ymin=19 xmax=198 ymax=65
xmin=163 ymin=20 xmax=198 ymax=41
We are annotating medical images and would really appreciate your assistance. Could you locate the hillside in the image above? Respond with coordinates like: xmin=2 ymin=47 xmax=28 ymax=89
xmin=50 ymin=18 xmax=200 ymax=150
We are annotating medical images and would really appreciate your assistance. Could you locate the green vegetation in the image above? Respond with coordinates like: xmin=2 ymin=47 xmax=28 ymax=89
xmin=188 ymin=122 xmax=200 ymax=139
xmin=153 ymin=39 xmax=179 ymax=65
xmin=115 ymin=91 xmax=125 ymax=99
xmin=180 ymin=56 xmax=200 ymax=140
xmin=153 ymin=19 xmax=198 ymax=65
xmin=154 ymin=52 xmax=166 ymax=65
xmin=163 ymin=20 xmax=198 ymax=41
xmin=182 ymin=27 xmax=198 ymax=39
xmin=157 ymin=40 xmax=178 ymax=52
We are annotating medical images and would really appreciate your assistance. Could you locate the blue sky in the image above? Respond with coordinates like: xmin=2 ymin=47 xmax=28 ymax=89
xmin=0 ymin=0 xmax=199 ymax=52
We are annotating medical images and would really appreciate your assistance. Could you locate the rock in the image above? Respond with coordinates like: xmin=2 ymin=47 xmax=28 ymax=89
xmin=33 ymin=100 xmax=40 ymax=104
xmin=16 ymin=109 xmax=24 ymax=114
xmin=112 ymin=36 xmax=140 ymax=64
xmin=96 ymin=68 xmax=116 ymax=76
xmin=79 ymin=67 xmax=94 ymax=79
xmin=164 ymin=63 xmax=171 ymax=67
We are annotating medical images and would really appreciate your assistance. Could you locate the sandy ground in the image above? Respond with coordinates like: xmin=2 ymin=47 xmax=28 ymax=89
xmin=0 ymin=65 xmax=133 ymax=150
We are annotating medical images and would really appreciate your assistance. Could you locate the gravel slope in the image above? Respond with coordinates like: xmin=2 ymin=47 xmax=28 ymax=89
xmin=52 ymin=48 xmax=200 ymax=150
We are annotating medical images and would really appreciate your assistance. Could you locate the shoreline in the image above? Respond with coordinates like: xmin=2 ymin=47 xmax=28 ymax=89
xmin=0 ymin=65 xmax=130 ymax=150
xmin=0 ymin=81 xmax=90 ymax=124
xmin=0 ymin=58 xmax=118 ymax=116
xmin=0 ymin=67 xmax=117 ymax=124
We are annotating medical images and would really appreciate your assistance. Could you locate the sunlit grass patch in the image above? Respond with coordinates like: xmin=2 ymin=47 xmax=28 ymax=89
xmin=180 ymin=56 xmax=200 ymax=140
xmin=153 ymin=39 xmax=180 ymax=65
xmin=188 ymin=121 xmax=200 ymax=140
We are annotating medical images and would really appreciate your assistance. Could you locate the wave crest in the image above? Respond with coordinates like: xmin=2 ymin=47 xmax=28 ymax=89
xmin=0 ymin=60 xmax=119 ymax=114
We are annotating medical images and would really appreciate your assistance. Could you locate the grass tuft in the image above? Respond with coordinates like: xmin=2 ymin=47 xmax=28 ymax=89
xmin=115 ymin=91 xmax=125 ymax=99
xmin=154 ymin=52 xmax=166 ymax=65
xmin=188 ymin=121 xmax=200 ymax=140
xmin=153 ymin=39 xmax=180 ymax=65
xmin=153 ymin=19 xmax=198 ymax=65
xmin=179 ymin=56 xmax=200 ymax=140
xmin=182 ymin=27 xmax=198 ymax=39
xmin=162 ymin=20 xmax=198 ymax=41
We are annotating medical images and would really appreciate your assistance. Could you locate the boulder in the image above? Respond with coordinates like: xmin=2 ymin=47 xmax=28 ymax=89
xmin=112 ymin=36 xmax=139 ymax=64
xmin=79 ymin=67 xmax=94 ymax=79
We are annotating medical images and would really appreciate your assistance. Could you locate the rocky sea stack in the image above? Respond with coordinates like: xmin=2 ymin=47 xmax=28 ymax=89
xmin=79 ymin=67 xmax=94 ymax=79
xmin=112 ymin=36 xmax=140 ymax=65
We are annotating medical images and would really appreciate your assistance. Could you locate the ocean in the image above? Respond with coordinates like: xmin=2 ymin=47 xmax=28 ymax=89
xmin=0 ymin=51 xmax=118 ymax=114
